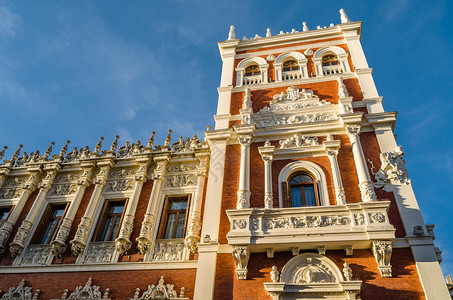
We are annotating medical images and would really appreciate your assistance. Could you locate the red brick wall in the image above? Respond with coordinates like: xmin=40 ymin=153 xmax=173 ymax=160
xmin=214 ymin=248 xmax=424 ymax=299
xmin=0 ymin=269 xmax=197 ymax=300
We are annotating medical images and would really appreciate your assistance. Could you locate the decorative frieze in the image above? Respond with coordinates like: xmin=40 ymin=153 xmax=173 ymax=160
xmin=152 ymin=239 xmax=185 ymax=261
xmin=279 ymin=134 xmax=318 ymax=149
xmin=264 ymin=215 xmax=351 ymax=229
xmin=82 ymin=242 xmax=116 ymax=264
xmin=165 ymin=175 xmax=195 ymax=188
xmin=105 ymin=179 xmax=133 ymax=192
xmin=49 ymin=183 xmax=77 ymax=196
xmin=372 ymin=240 xmax=393 ymax=277
xmin=20 ymin=245 xmax=52 ymax=265
xmin=166 ymin=165 xmax=196 ymax=173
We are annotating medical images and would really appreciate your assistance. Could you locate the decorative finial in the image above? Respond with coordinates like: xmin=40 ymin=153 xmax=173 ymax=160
xmin=242 ymin=87 xmax=252 ymax=109
xmin=206 ymin=125 xmax=211 ymax=131
xmin=330 ymin=23 xmax=335 ymax=27
xmin=266 ymin=28 xmax=271 ymax=37
xmin=164 ymin=130 xmax=172 ymax=147
xmin=0 ymin=146 xmax=7 ymax=161
xmin=44 ymin=142 xmax=55 ymax=159
xmin=94 ymin=137 xmax=104 ymax=154
xmin=337 ymin=77 xmax=349 ymax=98
xmin=326 ymin=134 xmax=334 ymax=142
xmin=110 ymin=135 xmax=120 ymax=152
xmin=270 ymin=265 xmax=279 ymax=282
xmin=343 ymin=262 xmax=352 ymax=281
xmin=228 ymin=25 xmax=235 ymax=40
xmin=60 ymin=140 xmax=70 ymax=156
xmin=317 ymin=25 xmax=321 ymax=29
xmin=148 ymin=131 xmax=156 ymax=148
xmin=339 ymin=8 xmax=350 ymax=23
xmin=302 ymin=22 xmax=308 ymax=31
xmin=264 ymin=139 xmax=271 ymax=147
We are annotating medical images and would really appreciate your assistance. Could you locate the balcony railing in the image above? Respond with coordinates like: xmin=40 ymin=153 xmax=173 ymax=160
xmin=226 ymin=201 xmax=395 ymax=253
xmin=243 ymin=75 xmax=261 ymax=86
xmin=322 ymin=65 xmax=343 ymax=75
xmin=282 ymin=71 xmax=302 ymax=81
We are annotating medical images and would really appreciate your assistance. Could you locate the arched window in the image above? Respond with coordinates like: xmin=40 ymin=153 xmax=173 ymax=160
xmin=244 ymin=64 xmax=260 ymax=77
xmin=282 ymin=172 xmax=320 ymax=207
xmin=283 ymin=60 xmax=299 ymax=72
xmin=321 ymin=54 xmax=339 ymax=67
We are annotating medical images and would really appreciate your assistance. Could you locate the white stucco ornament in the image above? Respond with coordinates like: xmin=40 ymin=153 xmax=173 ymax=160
xmin=369 ymin=146 xmax=411 ymax=191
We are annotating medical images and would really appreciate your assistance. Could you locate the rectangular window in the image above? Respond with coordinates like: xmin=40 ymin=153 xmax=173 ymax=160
xmin=32 ymin=203 xmax=69 ymax=244
xmin=93 ymin=199 xmax=127 ymax=242
xmin=158 ymin=196 xmax=190 ymax=239
xmin=0 ymin=206 xmax=14 ymax=229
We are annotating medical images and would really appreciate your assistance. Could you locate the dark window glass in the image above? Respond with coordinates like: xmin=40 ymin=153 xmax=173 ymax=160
xmin=33 ymin=204 xmax=68 ymax=245
xmin=95 ymin=200 xmax=126 ymax=242
xmin=245 ymin=65 xmax=260 ymax=77
xmin=159 ymin=196 xmax=190 ymax=239
xmin=322 ymin=54 xmax=339 ymax=67
xmin=283 ymin=60 xmax=299 ymax=72
xmin=288 ymin=173 xmax=319 ymax=207
xmin=0 ymin=207 xmax=13 ymax=229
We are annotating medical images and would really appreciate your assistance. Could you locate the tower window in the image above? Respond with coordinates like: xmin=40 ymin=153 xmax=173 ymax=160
xmin=32 ymin=203 xmax=69 ymax=244
xmin=283 ymin=60 xmax=299 ymax=72
xmin=158 ymin=196 xmax=190 ymax=239
xmin=322 ymin=55 xmax=339 ymax=67
xmin=244 ymin=65 xmax=260 ymax=77
xmin=93 ymin=200 xmax=127 ymax=242
xmin=282 ymin=173 xmax=320 ymax=207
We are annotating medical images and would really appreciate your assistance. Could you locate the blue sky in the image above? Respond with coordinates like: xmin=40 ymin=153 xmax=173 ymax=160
xmin=0 ymin=0 xmax=452 ymax=276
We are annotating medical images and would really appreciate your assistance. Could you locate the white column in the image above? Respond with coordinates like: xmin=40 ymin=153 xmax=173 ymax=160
xmin=115 ymin=158 xmax=150 ymax=255
xmin=298 ymin=58 xmax=309 ymax=78
xmin=69 ymin=160 xmax=112 ymax=256
xmin=51 ymin=165 xmax=95 ymax=257
xmin=185 ymin=157 xmax=208 ymax=253
xmin=0 ymin=171 xmax=40 ymax=255
xmin=324 ymin=138 xmax=346 ymax=205
xmin=136 ymin=156 xmax=168 ymax=255
xmin=9 ymin=164 xmax=60 ymax=258
xmin=237 ymin=135 xmax=252 ymax=209
xmin=312 ymin=57 xmax=323 ymax=77
xmin=346 ymin=125 xmax=377 ymax=202
xmin=259 ymin=142 xmax=275 ymax=209
xmin=194 ymin=130 xmax=230 ymax=300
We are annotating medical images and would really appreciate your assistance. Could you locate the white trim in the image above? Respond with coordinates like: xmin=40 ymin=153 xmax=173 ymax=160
xmin=235 ymin=57 xmax=269 ymax=87
xmin=280 ymin=252 xmax=344 ymax=283
xmin=277 ymin=160 xmax=330 ymax=207
xmin=313 ymin=45 xmax=347 ymax=58
xmin=274 ymin=52 xmax=308 ymax=81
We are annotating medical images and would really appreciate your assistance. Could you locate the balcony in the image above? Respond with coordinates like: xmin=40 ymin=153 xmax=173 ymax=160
xmin=226 ymin=201 xmax=395 ymax=254
xmin=322 ymin=65 xmax=343 ymax=76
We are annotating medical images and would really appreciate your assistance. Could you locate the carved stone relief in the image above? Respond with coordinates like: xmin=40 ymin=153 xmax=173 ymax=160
xmin=372 ymin=240 xmax=392 ymax=277
xmin=49 ymin=184 xmax=77 ymax=196
xmin=166 ymin=165 xmax=196 ymax=173
xmin=105 ymin=179 xmax=133 ymax=192
xmin=369 ymin=213 xmax=386 ymax=223
xmin=165 ymin=175 xmax=195 ymax=188
xmin=1 ymin=279 xmax=40 ymax=300
xmin=58 ymin=278 xmax=110 ymax=300
xmin=82 ymin=242 xmax=116 ymax=264
xmin=20 ymin=245 xmax=52 ymax=265
xmin=232 ymin=220 xmax=247 ymax=230
xmin=130 ymin=276 xmax=188 ymax=300
xmin=370 ymin=146 xmax=411 ymax=191
xmin=232 ymin=245 xmax=250 ymax=280
xmin=263 ymin=215 xmax=350 ymax=230
xmin=279 ymin=134 xmax=319 ymax=149
xmin=152 ymin=239 xmax=184 ymax=261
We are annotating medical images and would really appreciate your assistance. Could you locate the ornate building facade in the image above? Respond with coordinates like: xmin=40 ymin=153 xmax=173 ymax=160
xmin=0 ymin=9 xmax=449 ymax=300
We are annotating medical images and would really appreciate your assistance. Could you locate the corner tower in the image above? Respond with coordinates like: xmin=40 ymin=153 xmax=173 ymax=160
xmin=196 ymin=9 xmax=449 ymax=299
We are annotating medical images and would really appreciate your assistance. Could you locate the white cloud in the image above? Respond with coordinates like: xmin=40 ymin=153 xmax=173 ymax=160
xmin=0 ymin=5 xmax=19 ymax=37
